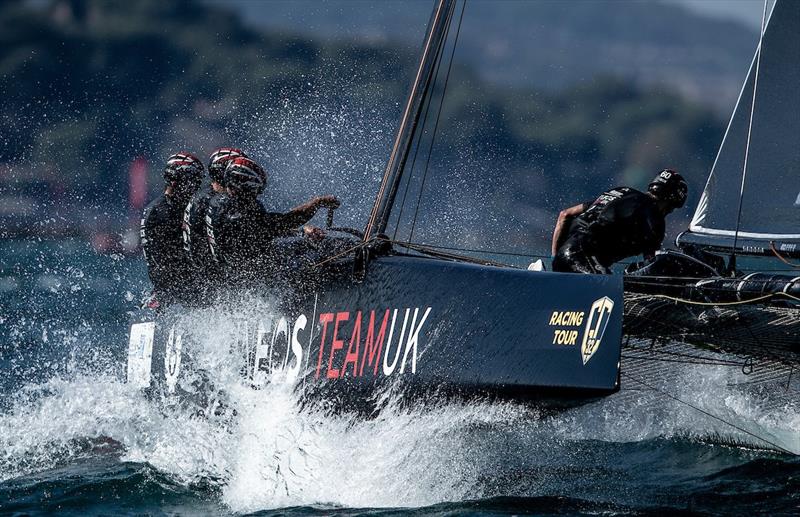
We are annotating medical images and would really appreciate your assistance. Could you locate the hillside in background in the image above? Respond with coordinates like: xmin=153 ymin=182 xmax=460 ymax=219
xmin=223 ymin=0 xmax=759 ymax=112
xmin=1 ymin=0 xmax=727 ymax=253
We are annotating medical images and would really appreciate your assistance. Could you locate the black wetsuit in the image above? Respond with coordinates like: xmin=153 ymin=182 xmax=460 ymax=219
xmin=183 ymin=187 xmax=222 ymax=274
xmin=553 ymin=187 xmax=665 ymax=274
xmin=141 ymin=194 xmax=198 ymax=305
xmin=205 ymin=195 xmax=313 ymax=287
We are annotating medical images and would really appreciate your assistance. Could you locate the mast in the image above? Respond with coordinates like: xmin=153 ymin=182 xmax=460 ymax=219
xmin=363 ymin=0 xmax=456 ymax=242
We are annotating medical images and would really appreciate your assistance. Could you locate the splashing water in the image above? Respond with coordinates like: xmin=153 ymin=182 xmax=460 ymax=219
xmin=228 ymin=81 xmax=397 ymax=230
xmin=1 ymin=294 xmax=797 ymax=513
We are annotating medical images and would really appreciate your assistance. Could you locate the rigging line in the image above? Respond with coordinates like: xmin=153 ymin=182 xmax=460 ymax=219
xmin=622 ymin=348 xmax=745 ymax=367
xmin=730 ymin=0 xmax=769 ymax=270
xmin=399 ymin=241 xmax=550 ymax=259
xmin=644 ymin=291 xmax=800 ymax=307
xmin=621 ymin=354 xmax=743 ymax=367
xmin=312 ymin=238 xmax=374 ymax=268
xmin=769 ymin=241 xmax=800 ymax=269
xmin=390 ymin=239 xmax=512 ymax=268
xmin=364 ymin=0 xmax=450 ymax=241
xmin=408 ymin=0 xmax=467 ymax=243
xmin=622 ymin=371 xmax=793 ymax=455
xmin=624 ymin=276 xmax=800 ymax=293
xmin=624 ymin=274 xmax=797 ymax=284
xmin=625 ymin=286 xmax=799 ymax=302
xmin=392 ymin=6 xmax=452 ymax=241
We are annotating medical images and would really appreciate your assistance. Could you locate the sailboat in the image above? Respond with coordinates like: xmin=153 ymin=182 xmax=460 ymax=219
xmin=126 ymin=0 xmax=624 ymax=409
xmin=624 ymin=0 xmax=800 ymax=369
xmin=126 ymin=0 xmax=797 ymax=423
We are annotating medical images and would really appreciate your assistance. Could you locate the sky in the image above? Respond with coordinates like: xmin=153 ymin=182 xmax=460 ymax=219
xmin=670 ymin=0 xmax=770 ymax=29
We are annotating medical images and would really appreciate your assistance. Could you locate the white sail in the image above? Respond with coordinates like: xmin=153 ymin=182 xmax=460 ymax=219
xmin=683 ymin=0 xmax=800 ymax=253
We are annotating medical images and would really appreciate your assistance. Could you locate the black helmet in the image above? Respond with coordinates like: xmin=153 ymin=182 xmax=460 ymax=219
xmin=208 ymin=147 xmax=247 ymax=185
xmin=648 ymin=169 xmax=688 ymax=208
xmin=163 ymin=152 xmax=204 ymax=195
xmin=225 ymin=157 xmax=266 ymax=196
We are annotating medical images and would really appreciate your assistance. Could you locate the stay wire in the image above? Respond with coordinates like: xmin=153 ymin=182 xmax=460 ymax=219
xmin=408 ymin=0 xmax=467 ymax=243
xmin=365 ymin=0 xmax=451 ymax=240
xmin=622 ymin=371 xmax=793 ymax=455
xmin=392 ymin=6 xmax=452 ymax=241
xmin=731 ymin=0 xmax=769 ymax=269
xmin=401 ymin=241 xmax=549 ymax=260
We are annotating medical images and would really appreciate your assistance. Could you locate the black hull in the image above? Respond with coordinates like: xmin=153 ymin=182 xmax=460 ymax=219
xmin=127 ymin=255 xmax=624 ymax=412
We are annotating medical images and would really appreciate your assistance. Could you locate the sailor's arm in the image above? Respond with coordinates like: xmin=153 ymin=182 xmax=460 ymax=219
xmin=282 ymin=195 xmax=341 ymax=229
xmin=551 ymin=203 xmax=588 ymax=256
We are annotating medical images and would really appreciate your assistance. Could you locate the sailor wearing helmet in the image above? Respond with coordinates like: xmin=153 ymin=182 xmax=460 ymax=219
xmin=205 ymin=156 xmax=340 ymax=288
xmin=141 ymin=152 xmax=205 ymax=307
xmin=551 ymin=169 xmax=688 ymax=274
xmin=182 ymin=147 xmax=247 ymax=295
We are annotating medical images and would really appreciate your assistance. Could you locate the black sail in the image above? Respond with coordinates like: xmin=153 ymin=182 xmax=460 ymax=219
xmin=679 ymin=0 xmax=800 ymax=257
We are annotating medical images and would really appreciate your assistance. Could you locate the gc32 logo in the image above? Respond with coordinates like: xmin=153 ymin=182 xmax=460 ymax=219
xmin=547 ymin=296 xmax=614 ymax=365
xmin=581 ymin=297 xmax=614 ymax=365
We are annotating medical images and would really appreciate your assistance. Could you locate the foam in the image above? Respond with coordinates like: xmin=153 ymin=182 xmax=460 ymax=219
xmin=1 ymin=302 xmax=797 ymax=513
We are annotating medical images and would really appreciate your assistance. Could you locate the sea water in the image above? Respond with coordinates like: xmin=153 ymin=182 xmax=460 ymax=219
xmin=0 ymin=239 xmax=798 ymax=515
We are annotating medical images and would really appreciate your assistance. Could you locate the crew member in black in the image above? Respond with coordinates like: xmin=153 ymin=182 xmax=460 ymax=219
xmin=141 ymin=152 xmax=204 ymax=307
xmin=206 ymin=156 xmax=340 ymax=287
xmin=183 ymin=147 xmax=246 ymax=278
xmin=551 ymin=169 xmax=688 ymax=274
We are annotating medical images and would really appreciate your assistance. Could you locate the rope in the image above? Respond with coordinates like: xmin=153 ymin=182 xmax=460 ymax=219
xmin=312 ymin=234 xmax=514 ymax=270
xmin=730 ymin=0 xmax=769 ymax=267
xmin=394 ymin=239 xmax=511 ymax=268
xmin=625 ymin=275 xmax=800 ymax=296
xmin=313 ymin=237 xmax=800 ymax=299
xmin=622 ymin=371 xmax=793 ymax=455
xmin=644 ymin=291 xmax=800 ymax=307
xmin=401 ymin=242 xmax=549 ymax=260
xmin=770 ymin=242 xmax=800 ymax=269
xmin=312 ymin=238 xmax=374 ymax=268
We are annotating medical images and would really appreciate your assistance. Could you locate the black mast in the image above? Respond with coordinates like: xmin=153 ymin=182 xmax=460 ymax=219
xmin=363 ymin=0 xmax=456 ymax=242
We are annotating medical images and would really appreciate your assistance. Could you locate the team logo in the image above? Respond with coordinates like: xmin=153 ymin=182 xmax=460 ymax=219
xmin=581 ymin=296 xmax=614 ymax=365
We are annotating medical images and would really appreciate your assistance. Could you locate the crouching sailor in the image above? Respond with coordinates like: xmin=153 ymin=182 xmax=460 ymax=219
xmin=206 ymin=156 xmax=340 ymax=288
xmin=551 ymin=169 xmax=688 ymax=274
xmin=141 ymin=152 xmax=204 ymax=308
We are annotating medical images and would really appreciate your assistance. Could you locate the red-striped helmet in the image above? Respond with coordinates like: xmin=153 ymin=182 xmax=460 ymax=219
xmin=208 ymin=147 xmax=247 ymax=185
xmin=224 ymin=157 xmax=267 ymax=196
xmin=163 ymin=152 xmax=204 ymax=193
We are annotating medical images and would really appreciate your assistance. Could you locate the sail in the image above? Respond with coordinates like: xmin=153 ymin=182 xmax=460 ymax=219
xmin=680 ymin=0 xmax=800 ymax=257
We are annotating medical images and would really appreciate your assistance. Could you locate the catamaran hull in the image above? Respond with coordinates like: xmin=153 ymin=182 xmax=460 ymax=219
xmin=127 ymin=255 xmax=624 ymax=410
xmin=624 ymin=251 xmax=800 ymax=365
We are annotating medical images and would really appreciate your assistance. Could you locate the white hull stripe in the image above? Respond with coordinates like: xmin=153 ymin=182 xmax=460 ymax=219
xmin=688 ymin=224 xmax=800 ymax=240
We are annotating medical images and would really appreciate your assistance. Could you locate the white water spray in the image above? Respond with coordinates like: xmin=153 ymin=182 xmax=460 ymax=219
xmin=0 ymin=301 xmax=797 ymax=512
